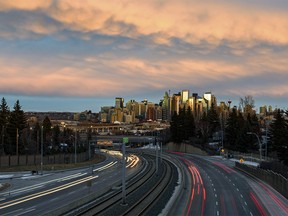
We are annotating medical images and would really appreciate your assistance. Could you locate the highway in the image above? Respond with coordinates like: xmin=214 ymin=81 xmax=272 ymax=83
xmin=170 ymin=152 xmax=288 ymax=216
xmin=0 ymin=151 xmax=141 ymax=215
xmin=0 ymin=148 xmax=287 ymax=216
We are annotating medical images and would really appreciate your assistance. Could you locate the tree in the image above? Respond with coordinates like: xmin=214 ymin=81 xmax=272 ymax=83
xmin=268 ymin=109 xmax=288 ymax=164
xmin=235 ymin=113 xmax=258 ymax=153
xmin=42 ymin=116 xmax=52 ymax=153
xmin=184 ymin=106 xmax=195 ymax=139
xmin=0 ymin=97 xmax=10 ymax=127
xmin=170 ymin=106 xmax=196 ymax=144
xmin=239 ymin=95 xmax=255 ymax=114
xmin=207 ymin=102 xmax=219 ymax=137
xmin=32 ymin=122 xmax=41 ymax=154
xmin=198 ymin=111 xmax=209 ymax=146
xmin=7 ymin=100 xmax=27 ymax=154
xmin=0 ymin=97 xmax=10 ymax=154
xmin=225 ymin=107 xmax=239 ymax=150
xmin=170 ymin=111 xmax=183 ymax=143
xmin=52 ymin=125 xmax=61 ymax=147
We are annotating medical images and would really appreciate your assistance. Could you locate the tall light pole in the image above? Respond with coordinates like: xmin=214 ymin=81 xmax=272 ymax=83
xmin=220 ymin=113 xmax=224 ymax=150
xmin=122 ymin=137 xmax=128 ymax=205
xmin=16 ymin=128 xmax=19 ymax=165
xmin=74 ymin=129 xmax=77 ymax=164
xmin=247 ymin=132 xmax=262 ymax=161
xmin=1 ymin=126 xmax=4 ymax=156
xmin=16 ymin=128 xmax=19 ymax=156
xmin=265 ymin=120 xmax=268 ymax=160
xmin=41 ymin=126 xmax=43 ymax=175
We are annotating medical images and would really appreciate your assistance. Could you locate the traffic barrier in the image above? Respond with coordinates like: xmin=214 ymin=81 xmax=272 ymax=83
xmin=235 ymin=162 xmax=288 ymax=199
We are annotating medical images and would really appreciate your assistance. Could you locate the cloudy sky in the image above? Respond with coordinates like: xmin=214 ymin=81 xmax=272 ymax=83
xmin=1 ymin=0 xmax=288 ymax=112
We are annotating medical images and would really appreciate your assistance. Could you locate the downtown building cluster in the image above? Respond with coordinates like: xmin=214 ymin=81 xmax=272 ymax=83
xmin=99 ymin=90 xmax=217 ymax=124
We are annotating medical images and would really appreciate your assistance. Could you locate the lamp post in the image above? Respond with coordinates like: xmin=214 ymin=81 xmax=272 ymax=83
xmin=74 ymin=129 xmax=77 ymax=164
xmin=41 ymin=126 xmax=43 ymax=175
xmin=265 ymin=120 xmax=268 ymax=160
xmin=16 ymin=128 xmax=19 ymax=165
xmin=16 ymin=128 xmax=19 ymax=156
xmin=247 ymin=132 xmax=262 ymax=161
xmin=220 ymin=113 xmax=224 ymax=150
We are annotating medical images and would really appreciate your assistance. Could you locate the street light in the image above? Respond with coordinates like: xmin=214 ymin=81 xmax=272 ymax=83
xmin=74 ymin=129 xmax=77 ymax=164
xmin=247 ymin=132 xmax=262 ymax=161
xmin=41 ymin=125 xmax=43 ymax=175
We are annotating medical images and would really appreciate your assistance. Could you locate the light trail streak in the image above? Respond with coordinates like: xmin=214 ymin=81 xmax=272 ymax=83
xmin=0 ymin=172 xmax=87 ymax=197
xmin=126 ymin=154 xmax=139 ymax=168
xmin=211 ymin=161 xmax=236 ymax=173
xmin=250 ymin=192 xmax=267 ymax=216
xmin=0 ymin=175 xmax=98 ymax=209
xmin=258 ymin=182 xmax=288 ymax=214
xmin=182 ymin=158 xmax=206 ymax=216
xmin=93 ymin=161 xmax=117 ymax=172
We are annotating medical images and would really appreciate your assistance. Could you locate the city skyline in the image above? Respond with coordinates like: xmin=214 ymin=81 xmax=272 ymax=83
xmin=1 ymin=1 xmax=288 ymax=112
xmin=2 ymin=91 xmax=285 ymax=113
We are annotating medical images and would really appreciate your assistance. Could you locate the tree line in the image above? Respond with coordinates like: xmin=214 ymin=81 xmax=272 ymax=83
xmin=170 ymin=101 xmax=288 ymax=166
xmin=0 ymin=97 xmax=88 ymax=156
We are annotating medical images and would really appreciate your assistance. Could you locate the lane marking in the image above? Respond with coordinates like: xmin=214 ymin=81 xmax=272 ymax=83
xmin=15 ymin=207 xmax=35 ymax=216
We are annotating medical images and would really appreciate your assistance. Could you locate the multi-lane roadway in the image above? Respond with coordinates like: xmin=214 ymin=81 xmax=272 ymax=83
xmin=0 ymin=151 xmax=140 ymax=215
xmin=169 ymin=152 xmax=288 ymax=216
xmin=0 ymin=148 xmax=287 ymax=216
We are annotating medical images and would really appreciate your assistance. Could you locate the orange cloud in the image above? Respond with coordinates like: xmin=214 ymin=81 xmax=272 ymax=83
xmin=0 ymin=0 xmax=52 ymax=11
xmin=1 ymin=0 xmax=288 ymax=103
xmin=1 ymin=0 xmax=288 ymax=45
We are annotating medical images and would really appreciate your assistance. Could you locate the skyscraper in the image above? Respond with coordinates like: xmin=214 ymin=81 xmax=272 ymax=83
xmin=181 ymin=90 xmax=189 ymax=104
xmin=162 ymin=91 xmax=171 ymax=121
xmin=115 ymin=97 xmax=124 ymax=109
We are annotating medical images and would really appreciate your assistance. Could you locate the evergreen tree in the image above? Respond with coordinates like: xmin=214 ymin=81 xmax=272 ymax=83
xmin=225 ymin=107 xmax=239 ymax=150
xmin=268 ymin=109 xmax=288 ymax=164
xmin=245 ymin=113 xmax=259 ymax=151
xmin=0 ymin=97 xmax=10 ymax=127
xmin=198 ymin=111 xmax=209 ymax=146
xmin=207 ymin=102 xmax=219 ymax=137
xmin=0 ymin=97 xmax=10 ymax=154
xmin=170 ymin=107 xmax=196 ymax=144
xmin=32 ymin=122 xmax=41 ymax=154
xmin=177 ymin=107 xmax=186 ymax=141
xmin=7 ymin=100 xmax=27 ymax=154
xmin=235 ymin=113 xmax=258 ymax=153
xmin=170 ymin=111 xmax=181 ymax=143
xmin=184 ymin=106 xmax=195 ymax=139
xmin=52 ymin=125 xmax=61 ymax=148
xmin=42 ymin=116 xmax=52 ymax=152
